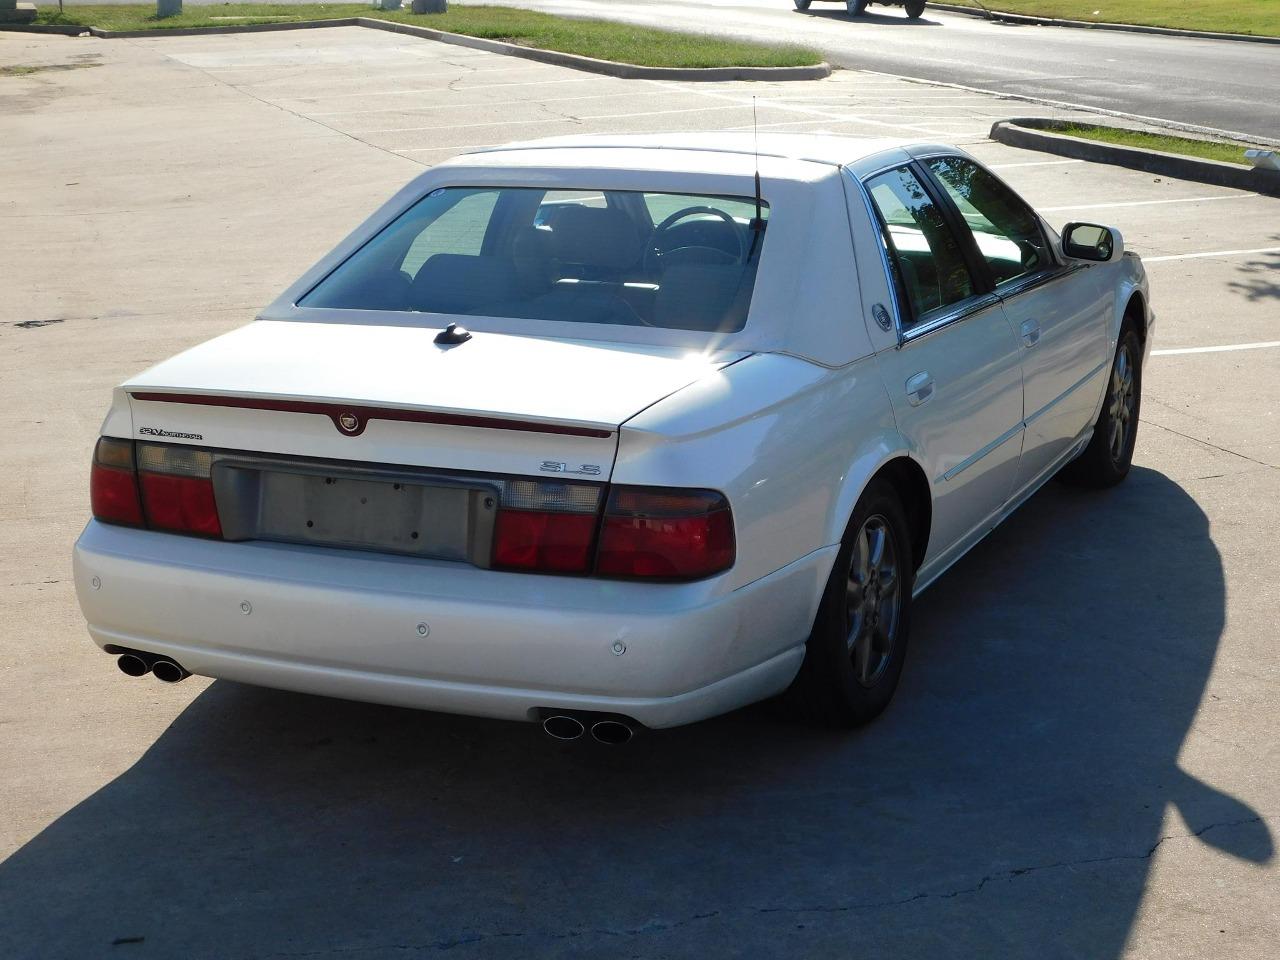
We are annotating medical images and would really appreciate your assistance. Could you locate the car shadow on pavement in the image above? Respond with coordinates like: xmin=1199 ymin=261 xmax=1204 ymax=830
xmin=0 ymin=468 xmax=1269 ymax=958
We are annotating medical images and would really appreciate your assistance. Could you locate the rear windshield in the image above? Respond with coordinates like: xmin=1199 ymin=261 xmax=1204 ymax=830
xmin=299 ymin=187 xmax=769 ymax=333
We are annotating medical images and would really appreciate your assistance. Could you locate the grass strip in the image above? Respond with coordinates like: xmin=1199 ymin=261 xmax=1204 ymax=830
xmin=32 ymin=4 xmax=822 ymax=68
xmin=1053 ymin=124 xmax=1255 ymax=166
xmin=944 ymin=1 xmax=1278 ymax=38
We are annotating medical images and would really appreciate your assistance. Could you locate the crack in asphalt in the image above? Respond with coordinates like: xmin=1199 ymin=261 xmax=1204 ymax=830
xmin=245 ymin=819 xmax=1264 ymax=957
xmin=1142 ymin=419 xmax=1278 ymax=471
xmin=248 ymin=912 xmax=722 ymax=957
xmin=754 ymin=816 xmax=1266 ymax=917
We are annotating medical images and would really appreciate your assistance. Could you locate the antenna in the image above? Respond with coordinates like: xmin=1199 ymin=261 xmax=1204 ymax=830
xmin=747 ymin=96 xmax=766 ymax=260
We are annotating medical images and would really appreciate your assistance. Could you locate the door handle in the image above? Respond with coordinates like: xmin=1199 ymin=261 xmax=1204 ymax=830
xmin=1020 ymin=319 xmax=1041 ymax=348
xmin=905 ymin=371 xmax=934 ymax=407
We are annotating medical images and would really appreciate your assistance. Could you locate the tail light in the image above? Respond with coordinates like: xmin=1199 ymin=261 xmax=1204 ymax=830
xmin=90 ymin=438 xmax=222 ymax=538
xmin=491 ymin=479 xmax=602 ymax=574
xmin=91 ymin=438 xmax=734 ymax=580
xmin=136 ymin=443 xmax=222 ymax=537
xmin=596 ymin=488 xmax=735 ymax=580
xmin=90 ymin=438 xmax=143 ymax=526
xmin=490 ymin=481 xmax=734 ymax=580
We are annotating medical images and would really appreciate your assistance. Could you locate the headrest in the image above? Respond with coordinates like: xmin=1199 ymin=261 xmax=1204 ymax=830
xmin=411 ymin=254 xmax=515 ymax=314
xmin=549 ymin=206 xmax=644 ymax=271
xmin=654 ymin=264 xmax=745 ymax=332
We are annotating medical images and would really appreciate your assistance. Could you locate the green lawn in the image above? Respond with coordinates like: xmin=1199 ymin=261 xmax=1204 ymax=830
xmin=1054 ymin=124 xmax=1253 ymax=166
xmin=946 ymin=1 xmax=1279 ymax=37
xmin=32 ymin=5 xmax=822 ymax=68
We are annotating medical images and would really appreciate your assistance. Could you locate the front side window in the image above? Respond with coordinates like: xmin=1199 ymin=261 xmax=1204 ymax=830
xmin=865 ymin=165 xmax=976 ymax=326
xmin=925 ymin=156 xmax=1051 ymax=288
xmin=299 ymin=188 xmax=769 ymax=333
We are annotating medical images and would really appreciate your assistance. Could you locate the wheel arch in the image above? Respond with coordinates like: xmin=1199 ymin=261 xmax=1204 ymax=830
xmin=1123 ymin=289 xmax=1148 ymax=341
xmin=874 ymin=456 xmax=932 ymax=572
xmin=827 ymin=445 xmax=933 ymax=574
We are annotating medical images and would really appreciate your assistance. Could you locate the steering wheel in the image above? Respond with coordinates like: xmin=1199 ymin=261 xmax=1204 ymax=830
xmin=645 ymin=205 xmax=747 ymax=275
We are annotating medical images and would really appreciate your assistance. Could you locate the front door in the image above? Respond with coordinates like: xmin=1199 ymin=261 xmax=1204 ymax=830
xmin=863 ymin=164 xmax=1026 ymax=573
xmin=920 ymin=155 xmax=1112 ymax=492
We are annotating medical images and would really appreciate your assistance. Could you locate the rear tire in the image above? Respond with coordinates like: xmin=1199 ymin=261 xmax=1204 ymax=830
xmin=786 ymin=480 xmax=913 ymax=728
xmin=848 ymin=0 xmax=869 ymax=16
xmin=793 ymin=0 xmax=812 ymax=9
xmin=905 ymin=0 xmax=926 ymax=18
xmin=1058 ymin=325 xmax=1142 ymax=488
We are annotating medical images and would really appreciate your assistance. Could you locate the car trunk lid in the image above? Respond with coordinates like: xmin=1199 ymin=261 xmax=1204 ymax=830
xmin=123 ymin=320 xmax=745 ymax=479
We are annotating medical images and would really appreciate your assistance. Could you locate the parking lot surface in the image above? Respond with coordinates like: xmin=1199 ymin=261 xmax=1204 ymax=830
xmin=2 ymin=27 xmax=1278 ymax=960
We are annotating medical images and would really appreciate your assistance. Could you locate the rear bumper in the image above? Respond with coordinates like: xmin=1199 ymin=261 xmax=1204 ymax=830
xmin=72 ymin=521 xmax=831 ymax=728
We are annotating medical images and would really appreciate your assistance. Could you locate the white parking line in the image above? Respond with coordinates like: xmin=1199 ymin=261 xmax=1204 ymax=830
xmin=1144 ymin=246 xmax=1280 ymax=263
xmin=1039 ymin=195 xmax=1254 ymax=212
xmin=274 ymin=76 xmax=599 ymax=101
xmin=307 ymin=91 xmax=649 ymax=117
xmin=383 ymin=116 xmax=578 ymax=138
xmin=396 ymin=142 xmax=505 ymax=155
xmin=989 ymin=160 xmax=1085 ymax=169
xmin=643 ymin=80 xmax=954 ymax=136
xmin=1153 ymin=340 xmax=1280 ymax=356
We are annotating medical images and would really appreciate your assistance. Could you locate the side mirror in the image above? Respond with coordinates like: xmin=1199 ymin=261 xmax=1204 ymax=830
xmin=1062 ymin=222 xmax=1123 ymax=263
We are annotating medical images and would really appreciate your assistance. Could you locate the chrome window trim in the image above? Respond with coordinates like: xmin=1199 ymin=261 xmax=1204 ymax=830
xmin=900 ymin=293 xmax=1001 ymax=345
xmin=995 ymin=263 xmax=1088 ymax=300
xmin=848 ymin=169 xmax=906 ymax=347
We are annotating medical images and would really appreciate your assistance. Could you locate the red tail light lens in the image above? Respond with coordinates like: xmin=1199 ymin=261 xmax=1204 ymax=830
xmin=596 ymin=487 xmax=735 ymax=580
xmin=493 ymin=510 xmax=597 ymax=573
xmin=139 ymin=473 xmax=222 ymax=537
xmin=90 ymin=438 xmax=143 ymax=526
xmin=491 ymin=479 xmax=602 ymax=574
xmin=136 ymin=443 xmax=222 ymax=538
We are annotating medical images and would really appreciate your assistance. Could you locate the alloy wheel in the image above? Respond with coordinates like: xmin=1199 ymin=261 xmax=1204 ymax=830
xmin=1108 ymin=343 xmax=1136 ymax=464
xmin=845 ymin=514 xmax=902 ymax=687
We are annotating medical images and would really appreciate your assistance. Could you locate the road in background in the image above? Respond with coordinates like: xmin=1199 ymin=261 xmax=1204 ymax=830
xmin=51 ymin=0 xmax=1280 ymax=139
xmin=459 ymin=0 xmax=1280 ymax=141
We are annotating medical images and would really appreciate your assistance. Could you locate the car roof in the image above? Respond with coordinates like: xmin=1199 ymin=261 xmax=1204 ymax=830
xmin=449 ymin=132 xmax=936 ymax=176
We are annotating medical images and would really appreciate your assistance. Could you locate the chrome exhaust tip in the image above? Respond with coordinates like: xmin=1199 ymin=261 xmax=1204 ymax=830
xmin=542 ymin=715 xmax=585 ymax=740
xmin=590 ymin=720 xmax=634 ymax=745
xmin=116 ymin=653 xmax=151 ymax=678
xmin=151 ymin=658 xmax=190 ymax=684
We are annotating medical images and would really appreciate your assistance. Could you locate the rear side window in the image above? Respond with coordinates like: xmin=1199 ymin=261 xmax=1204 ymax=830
xmin=865 ymin=166 xmax=975 ymax=326
xmin=924 ymin=156 xmax=1050 ymax=287
xmin=299 ymin=187 xmax=770 ymax=333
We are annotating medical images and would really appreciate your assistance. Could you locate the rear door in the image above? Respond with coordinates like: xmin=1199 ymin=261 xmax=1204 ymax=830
xmin=862 ymin=163 xmax=1026 ymax=565
xmin=918 ymin=154 xmax=1112 ymax=492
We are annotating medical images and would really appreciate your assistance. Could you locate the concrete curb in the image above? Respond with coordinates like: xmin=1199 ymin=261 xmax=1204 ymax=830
xmin=9 ymin=17 xmax=830 ymax=82
xmin=0 ymin=22 xmax=85 ymax=34
xmin=929 ymin=3 xmax=1280 ymax=46
xmin=358 ymin=18 xmax=831 ymax=81
xmin=85 ymin=19 xmax=362 ymax=40
xmin=990 ymin=119 xmax=1280 ymax=198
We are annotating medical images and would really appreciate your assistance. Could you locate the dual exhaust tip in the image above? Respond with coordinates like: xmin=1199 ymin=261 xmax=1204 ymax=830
xmin=542 ymin=713 xmax=635 ymax=745
xmin=116 ymin=651 xmax=190 ymax=684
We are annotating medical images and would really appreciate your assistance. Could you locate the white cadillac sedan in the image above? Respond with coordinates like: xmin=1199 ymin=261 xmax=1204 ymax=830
xmin=73 ymin=134 xmax=1152 ymax=742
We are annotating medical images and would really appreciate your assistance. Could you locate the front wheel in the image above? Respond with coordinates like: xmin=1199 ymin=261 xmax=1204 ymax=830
xmin=786 ymin=480 xmax=913 ymax=727
xmin=793 ymin=0 xmax=812 ymax=9
xmin=1058 ymin=326 xmax=1142 ymax=488
xmin=848 ymin=0 xmax=869 ymax=16
xmin=904 ymin=0 xmax=926 ymax=17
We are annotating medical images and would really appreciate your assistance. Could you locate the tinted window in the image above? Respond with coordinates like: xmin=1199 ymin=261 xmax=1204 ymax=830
xmin=925 ymin=156 xmax=1050 ymax=287
xmin=865 ymin=166 xmax=975 ymax=325
xmin=300 ymin=188 xmax=769 ymax=333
